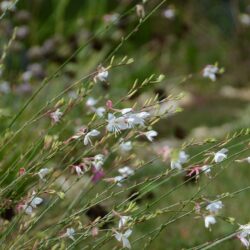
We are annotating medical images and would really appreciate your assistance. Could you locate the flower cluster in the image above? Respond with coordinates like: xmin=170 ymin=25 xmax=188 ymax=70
xmin=237 ymin=224 xmax=250 ymax=249
xmin=119 ymin=139 xmax=133 ymax=152
xmin=86 ymin=97 xmax=106 ymax=117
xmin=94 ymin=66 xmax=109 ymax=83
xmin=214 ymin=148 xmax=228 ymax=163
xmin=204 ymin=200 xmax=223 ymax=229
xmin=114 ymin=212 xmax=133 ymax=249
xmin=18 ymin=192 xmax=43 ymax=215
xmin=106 ymin=109 xmax=150 ymax=133
xmin=50 ymin=109 xmax=63 ymax=124
xmin=170 ymin=150 xmax=189 ymax=170
xmin=63 ymin=228 xmax=75 ymax=241
xmin=105 ymin=166 xmax=135 ymax=187
xmin=38 ymin=168 xmax=50 ymax=181
xmin=202 ymin=64 xmax=223 ymax=82
xmin=83 ymin=129 xmax=100 ymax=145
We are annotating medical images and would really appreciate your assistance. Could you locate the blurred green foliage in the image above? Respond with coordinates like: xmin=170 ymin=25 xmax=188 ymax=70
xmin=0 ymin=0 xmax=250 ymax=249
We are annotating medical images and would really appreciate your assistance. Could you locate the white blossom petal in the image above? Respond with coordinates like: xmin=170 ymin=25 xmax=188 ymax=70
xmin=119 ymin=140 xmax=132 ymax=152
xmin=38 ymin=168 xmax=49 ymax=180
xmin=204 ymin=215 xmax=216 ymax=228
xmin=95 ymin=107 xmax=105 ymax=117
xmin=214 ymin=148 xmax=228 ymax=163
xmin=31 ymin=197 xmax=43 ymax=208
xmin=118 ymin=166 xmax=134 ymax=177
xmin=206 ymin=201 xmax=223 ymax=214
xmin=144 ymin=130 xmax=158 ymax=142
xmin=86 ymin=97 xmax=97 ymax=107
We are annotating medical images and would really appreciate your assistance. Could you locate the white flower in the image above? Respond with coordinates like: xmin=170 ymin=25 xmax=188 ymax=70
xmin=201 ymin=165 xmax=211 ymax=175
xmin=120 ymin=108 xmax=133 ymax=115
xmin=85 ymin=98 xmax=106 ymax=117
xmin=237 ymin=224 xmax=250 ymax=249
xmin=65 ymin=228 xmax=75 ymax=241
xmin=70 ymin=127 xmax=86 ymax=140
xmin=103 ymin=13 xmax=119 ymax=24
xmin=50 ymin=109 xmax=63 ymax=124
xmin=0 ymin=81 xmax=10 ymax=94
xmin=94 ymin=67 xmax=108 ymax=82
xmin=179 ymin=151 xmax=189 ymax=163
xmin=247 ymin=157 xmax=250 ymax=164
xmin=214 ymin=148 xmax=228 ymax=163
xmin=0 ymin=1 xmax=16 ymax=12
xmin=206 ymin=201 xmax=223 ymax=214
xmin=240 ymin=13 xmax=250 ymax=26
xmin=86 ymin=97 xmax=97 ymax=107
xmin=22 ymin=71 xmax=32 ymax=82
xmin=74 ymin=165 xmax=84 ymax=176
xmin=38 ymin=168 xmax=49 ymax=181
xmin=238 ymin=235 xmax=250 ymax=249
xmin=94 ymin=154 xmax=104 ymax=161
xmin=135 ymin=111 xmax=150 ymax=119
xmin=170 ymin=151 xmax=189 ymax=170
xmin=30 ymin=197 xmax=43 ymax=208
xmin=170 ymin=160 xmax=182 ymax=170
xmin=83 ymin=129 xmax=100 ymax=145
xmin=118 ymin=216 xmax=132 ymax=229
xmin=144 ymin=130 xmax=158 ymax=142
xmin=203 ymin=65 xmax=219 ymax=81
xmin=22 ymin=194 xmax=43 ymax=214
xmin=106 ymin=113 xmax=128 ymax=133
xmin=95 ymin=107 xmax=105 ymax=117
xmin=125 ymin=111 xmax=150 ymax=128
xmin=97 ymin=70 xmax=108 ymax=82
xmin=22 ymin=204 xmax=33 ymax=215
xmin=114 ymin=229 xmax=132 ymax=249
xmin=93 ymin=154 xmax=105 ymax=170
xmin=239 ymin=224 xmax=250 ymax=235
xmin=204 ymin=215 xmax=216 ymax=228
xmin=119 ymin=140 xmax=132 ymax=152
xmin=114 ymin=167 xmax=134 ymax=186
xmin=68 ymin=91 xmax=78 ymax=99
xmin=114 ymin=176 xmax=125 ymax=187
xmin=118 ymin=166 xmax=134 ymax=178
xmin=29 ymin=192 xmax=43 ymax=209
xmin=106 ymin=111 xmax=150 ymax=133
xmin=163 ymin=8 xmax=175 ymax=19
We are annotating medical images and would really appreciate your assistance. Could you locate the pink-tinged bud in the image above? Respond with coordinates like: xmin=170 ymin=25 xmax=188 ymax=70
xmin=19 ymin=168 xmax=26 ymax=176
xmin=91 ymin=168 xmax=105 ymax=183
xmin=157 ymin=146 xmax=171 ymax=162
xmin=106 ymin=100 xmax=113 ymax=110
xmin=91 ymin=227 xmax=99 ymax=237
xmin=136 ymin=4 xmax=145 ymax=18
xmin=195 ymin=203 xmax=201 ymax=214
xmin=16 ymin=202 xmax=24 ymax=213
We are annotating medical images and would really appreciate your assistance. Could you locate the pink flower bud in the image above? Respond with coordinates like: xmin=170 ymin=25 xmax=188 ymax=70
xmin=16 ymin=203 xmax=24 ymax=213
xmin=91 ymin=227 xmax=99 ymax=237
xmin=19 ymin=168 xmax=26 ymax=176
xmin=195 ymin=203 xmax=201 ymax=214
xmin=91 ymin=168 xmax=105 ymax=183
xmin=106 ymin=100 xmax=113 ymax=110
